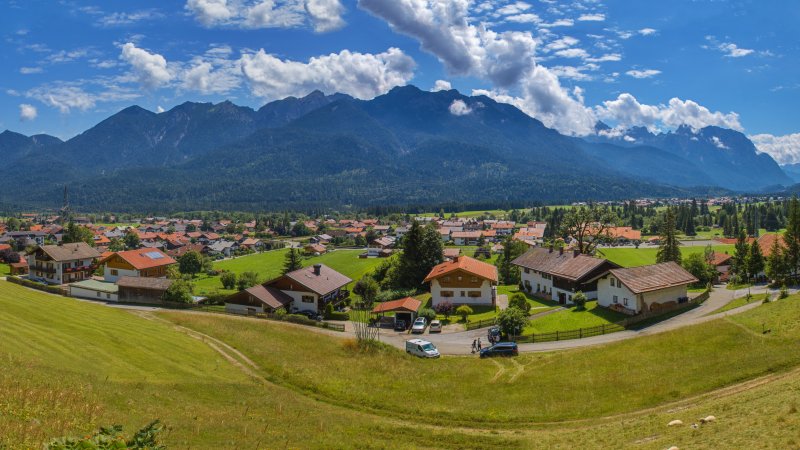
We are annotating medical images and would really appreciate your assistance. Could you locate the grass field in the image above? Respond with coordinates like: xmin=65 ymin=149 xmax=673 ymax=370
xmin=193 ymin=249 xmax=384 ymax=296
xmin=5 ymin=281 xmax=800 ymax=448
xmin=0 ymin=263 xmax=9 ymax=277
xmin=598 ymin=244 xmax=734 ymax=267
xmin=523 ymin=300 xmax=627 ymax=334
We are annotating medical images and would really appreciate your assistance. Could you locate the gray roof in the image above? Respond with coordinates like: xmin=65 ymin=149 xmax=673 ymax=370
xmin=610 ymin=262 xmax=699 ymax=294
xmin=244 ymin=285 xmax=293 ymax=309
xmin=116 ymin=276 xmax=174 ymax=291
xmin=512 ymin=247 xmax=617 ymax=281
xmin=281 ymin=264 xmax=352 ymax=295
xmin=38 ymin=242 xmax=100 ymax=261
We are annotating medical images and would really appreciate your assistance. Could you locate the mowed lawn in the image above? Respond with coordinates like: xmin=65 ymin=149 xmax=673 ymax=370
xmin=161 ymin=294 xmax=800 ymax=425
xmin=193 ymin=249 xmax=383 ymax=295
xmin=4 ymin=281 xmax=800 ymax=448
xmin=0 ymin=263 xmax=9 ymax=277
xmin=599 ymin=244 xmax=734 ymax=267
xmin=524 ymin=300 xmax=627 ymax=334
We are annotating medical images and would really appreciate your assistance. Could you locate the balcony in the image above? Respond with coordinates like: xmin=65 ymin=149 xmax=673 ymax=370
xmin=63 ymin=264 xmax=97 ymax=273
xmin=31 ymin=265 xmax=56 ymax=274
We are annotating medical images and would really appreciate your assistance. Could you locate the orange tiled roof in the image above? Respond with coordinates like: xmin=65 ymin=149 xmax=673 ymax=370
xmin=757 ymin=233 xmax=785 ymax=257
xmin=424 ymin=256 xmax=498 ymax=283
xmin=101 ymin=248 xmax=177 ymax=270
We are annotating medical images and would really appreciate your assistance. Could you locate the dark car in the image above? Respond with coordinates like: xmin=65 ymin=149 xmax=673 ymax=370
xmin=479 ymin=342 xmax=519 ymax=358
xmin=394 ymin=320 xmax=407 ymax=331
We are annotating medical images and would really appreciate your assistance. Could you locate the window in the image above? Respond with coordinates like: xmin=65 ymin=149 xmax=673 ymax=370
xmin=524 ymin=268 xmax=530 ymax=274
xmin=613 ymin=295 xmax=618 ymax=304
xmin=568 ymin=295 xmax=572 ymax=302
xmin=110 ymin=269 xmax=119 ymax=276
xmin=457 ymin=276 xmax=463 ymax=281
xmin=609 ymin=277 xmax=615 ymax=287
xmin=106 ymin=293 xmax=111 ymax=299
xmin=468 ymin=291 xmax=482 ymax=298
xmin=623 ymin=298 xmax=629 ymax=306
xmin=460 ymin=291 xmax=466 ymax=297
xmin=301 ymin=295 xmax=315 ymax=303
xmin=470 ymin=276 xmax=478 ymax=283
xmin=96 ymin=291 xmax=101 ymax=297
xmin=441 ymin=291 xmax=454 ymax=297
xmin=443 ymin=276 xmax=450 ymax=282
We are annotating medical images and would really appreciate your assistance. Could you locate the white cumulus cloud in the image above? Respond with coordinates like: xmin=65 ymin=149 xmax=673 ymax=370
xmin=185 ymin=0 xmax=345 ymax=32
xmin=448 ymin=99 xmax=472 ymax=115
xmin=120 ymin=43 xmax=172 ymax=89
xmin=596 ymin=93 xmax=743 ymax=133
xmin=750 ymin=133 xmax=800 ymax=165
xmin=19 ymin=104 xmax=37 ymax=121
xmin=431 ymin=79 xmax=452 ymax=91
xmin=239 ymin=47 xmax=415 ymax=100
xmin=185 ymin=0 xmax=234 ymax=26
xmin=305 ymin=0 xmax=346 ymax=32
xmin=626 ymin=69 xmax=661 ymax=79
xmin=577 ymin=13 xmax=605 ymax=21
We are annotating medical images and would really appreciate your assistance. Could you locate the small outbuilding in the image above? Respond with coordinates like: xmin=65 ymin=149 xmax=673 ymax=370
xmin=69 ymin=279 xmax=119 ymax=302
xmin=371 ymin=296 xmax=422 ymax=328
xmin=225 ymin=284 xmax=294 ymax=315
xmin=117 ymin=276 xmax=173 ymax=304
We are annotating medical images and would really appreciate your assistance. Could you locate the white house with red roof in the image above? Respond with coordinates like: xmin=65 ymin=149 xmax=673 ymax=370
xmin=424 ymin=256 xmax=498 ymax=307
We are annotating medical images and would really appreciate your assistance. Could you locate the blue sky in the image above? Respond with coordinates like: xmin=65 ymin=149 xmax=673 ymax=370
xmin=2 ymin=0 xmax=799 ymax=162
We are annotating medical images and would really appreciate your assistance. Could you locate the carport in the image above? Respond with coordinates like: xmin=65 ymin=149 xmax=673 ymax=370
xmin=371 ymin=297 xmax=422 ymax=329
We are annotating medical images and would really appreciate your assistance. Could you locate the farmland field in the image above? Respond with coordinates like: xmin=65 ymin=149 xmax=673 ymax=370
xmin=598 ymin=244 xmax=734 ymax=267
xmin=3 ymin=280 xmax=800 ymax=448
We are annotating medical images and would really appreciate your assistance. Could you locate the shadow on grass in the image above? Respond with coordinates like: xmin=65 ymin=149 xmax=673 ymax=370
xmin=626 ymin=304 xmax=701 ymax=331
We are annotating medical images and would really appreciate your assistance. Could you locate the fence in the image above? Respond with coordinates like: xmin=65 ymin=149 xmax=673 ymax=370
xmin=465 ymin=317 xmax=496 ymax=331
xmin=512 ymin=322 xmax=625 ymax=343
xmin=617 ymin=288 xmax=710 ymax=328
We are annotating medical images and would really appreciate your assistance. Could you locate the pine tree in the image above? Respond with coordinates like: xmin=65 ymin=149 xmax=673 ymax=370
xmin=732 ymin=228 xmax=750 ymax=280
xmin=783 ymin=196 xmax=800 ymax=279
xmin=766 ymin=236 xmax=786 ymax=284
xmin=746 ymin=239 xmax=764 ymax=283
xmin=656 ymin=208 xmax=682 ymax=264
xmin=283 ymin=248 xmax=302 ymax=274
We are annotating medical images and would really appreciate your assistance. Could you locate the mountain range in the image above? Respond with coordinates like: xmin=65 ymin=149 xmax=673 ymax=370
xmin=0 ymin=85 xmax=789 ymax=212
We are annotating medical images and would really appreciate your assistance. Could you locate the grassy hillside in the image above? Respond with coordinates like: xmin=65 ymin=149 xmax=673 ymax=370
xmin=599 ymin=244 xmax=734 ymax=267
xmin=4 ymin=280 xmax=800 ymax=448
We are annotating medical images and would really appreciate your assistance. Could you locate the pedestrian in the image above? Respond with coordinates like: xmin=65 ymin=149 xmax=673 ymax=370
xmin=471 ymin=339 xmax=477 ymax=354
xmin=477 ymin=338 xmax=482 ymax=350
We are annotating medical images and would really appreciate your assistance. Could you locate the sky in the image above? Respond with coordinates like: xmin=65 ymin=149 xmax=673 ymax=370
xmin=2 ymin=0 xmax=799 ymax=163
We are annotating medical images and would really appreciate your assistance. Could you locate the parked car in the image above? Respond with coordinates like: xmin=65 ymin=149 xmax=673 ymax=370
xmin=479 ymin=342 xmax=519 ymax=358
xmin=394 ymin=319 xmax=407 ymax=331
xmin=405 ymin=339 xmax=440 ymax=358
xmin=429 ymin=320 xmax=442 ymax=333
xmin=411 ymin=317 xmax=427 ymax=334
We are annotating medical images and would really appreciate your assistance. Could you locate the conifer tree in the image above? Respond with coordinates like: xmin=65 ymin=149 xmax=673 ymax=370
xmin=746 ymin=239 xmax=764 ymax=283
xmin=656 ymin=208 xmax=682 ymax=264
xmin=733 ymin=228 xmax=750 ymax=280
xmin=766 ymin=236 xmax=786 ymax=284
xmin=283 ymin=248 xmax=302 ymax=274
xmin=783 ymin=196 xmax=800 ymax=279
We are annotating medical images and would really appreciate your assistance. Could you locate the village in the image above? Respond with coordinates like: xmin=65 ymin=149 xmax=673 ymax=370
xmin=0 ymin=194 xmax=791 ymax=355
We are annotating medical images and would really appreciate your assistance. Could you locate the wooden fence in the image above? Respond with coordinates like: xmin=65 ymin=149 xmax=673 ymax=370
xmin=512 ymin=322 xmax=625 ymax=343
xmin=465 ymin=317 xmax=496 ymax=331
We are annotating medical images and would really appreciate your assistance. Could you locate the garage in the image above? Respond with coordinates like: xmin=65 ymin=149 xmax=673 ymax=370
xmin=371 ymin=297 xmax=422 ymax=330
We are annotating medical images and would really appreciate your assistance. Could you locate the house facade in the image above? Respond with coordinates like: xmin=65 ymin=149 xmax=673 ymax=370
xmin=100 ymin=248 xmax=176 ymax=282
xmin=27 ymin=242 xmax=101 ymax=285
xmin=424 ymin=256 xmax=498 ymax=307
xmin=512 ymin=246 xmax=619 ymax=305
xmin=596 ymin=262 xmax=698 ymax=315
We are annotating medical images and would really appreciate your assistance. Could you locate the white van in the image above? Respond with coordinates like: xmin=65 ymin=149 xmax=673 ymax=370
xmin=406 ymin=339 xmax=440 ymax=358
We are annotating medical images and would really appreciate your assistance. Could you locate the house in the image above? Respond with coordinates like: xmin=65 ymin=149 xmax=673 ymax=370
xmin=596 ymin=262 xmax=698 ymax=315
xmin=99 ymin=248 xmax=177 ymax=282
xmin=512 ymin=246 xmax=620 ymax=305
xmin=27 ymin=242 xmax=101 ymax=285
xmin=304 ymin=243 xmax=327 ymax=255
xmin=423 ymin=256 xmax=498 ymax=307
xmin=708 ymin=251 xmax=733 ymax=282
xmin=451 ymin=231 xmax=481 ymax=246
xmin=9 ymin=260 xmax=28 ymax=276
xmin=117 ymin=276 xmax=174 ymax=304
xmin=443 ymin=248 xmax=461 ymax=260
xmin=227 ymin=264 xmax=351 ymax=315
xmin=69 ymin=279 xmax=119 ymax=302
xmin=207 ymin=240 xmax=237 ymax=257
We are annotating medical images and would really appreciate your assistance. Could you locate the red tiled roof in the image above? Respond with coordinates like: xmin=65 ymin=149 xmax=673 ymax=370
xmin=424 ymin=256 xmax=498 ymax=283
xmin=102 ymin=248 xmax=177 ymax=270
xmin=0 ymin=244 xmax=11 ymax=252
xmin=709 ymin=251 xmax=732 ymax=266
xmin=757 ymin=233 xmax=785 ymax=258
xmin=372 ymin=297 xmax=422 ymax=314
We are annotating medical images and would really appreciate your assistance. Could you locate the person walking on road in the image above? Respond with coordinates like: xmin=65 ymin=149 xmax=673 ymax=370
xmin=471 ymin=339 xmax=477 ymax=354
xmin=477 ymin=338 xmax=482 ymax=351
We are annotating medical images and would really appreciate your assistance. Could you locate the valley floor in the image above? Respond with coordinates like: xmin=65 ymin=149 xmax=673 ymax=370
xmin=1 ymin=280 xmax=799 ymax=448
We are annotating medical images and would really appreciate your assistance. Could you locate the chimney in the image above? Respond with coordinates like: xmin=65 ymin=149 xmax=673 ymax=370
xmin=313 ymin=264 xmax=322 ymax=275
xmin=549 ymin=244 xmax=554 ymax=253
xmin=559 ymin=247 xmax=564 ymax=255
xmin=574 ymin=249 xmax=580 ymax=258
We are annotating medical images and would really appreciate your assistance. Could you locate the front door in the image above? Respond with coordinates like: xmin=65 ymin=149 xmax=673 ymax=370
xmin=558 ymin=292 xmax=566 ymax=304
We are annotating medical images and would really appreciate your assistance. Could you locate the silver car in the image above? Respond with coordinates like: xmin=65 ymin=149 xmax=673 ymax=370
xmin=429 ymin=319 xmax=442 ymax=333
xmin=411 ymin=317 xmax=427 ymax=334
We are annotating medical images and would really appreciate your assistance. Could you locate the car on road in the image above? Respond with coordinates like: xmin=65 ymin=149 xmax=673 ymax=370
xmin=429 ymin=319 xmax=442 ymax=333
xmin=405 ymin=339 xmax=440 ymax=358
xmin=394 ymin=319 xmax=407 ymax=331
xmin=411 ymin=317 xmax=427 ymax=334
xmin=479 ymin=342 xmax=519 ymax=358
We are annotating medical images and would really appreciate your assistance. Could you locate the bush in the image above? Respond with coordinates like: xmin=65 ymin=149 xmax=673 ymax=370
xmin=434 ymin=300 xmax=454 ymax=318
xmin=7 ymin=276 xmax=65 ymax=295
xmin=780 ymin=284 xmax=789 ymax=299
xmin=573 ymin=291 xmax=587 ymax=310
xmin=508 ymin=293 xmax=531 ymax=315
xmin=496 ymin=307 xmax=529 ymax=338
xmin=202 ymin=291 xmax=229 ymax=305
xmin=455 ymin=305 xmax=473 ymax=321
xmin=220 ymin=271 xmax=237 ymax=290
xmin=46 ymin=420 xmax=165 ymax=450
xmin=418 ymin=307 xmax=436 ymax=322
xmin=376 ymin=288 xmax=418 ymax=302
xmin=236 ymin=271 xmax=259 ymax=291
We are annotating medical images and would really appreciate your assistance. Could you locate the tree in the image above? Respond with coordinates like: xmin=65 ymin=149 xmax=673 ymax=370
xmin=656 ymin=208 xmax=682 ymax=264
xmin=747 ymin=239 xmax=764 ymax=283
xmin=572 ymin=291 xmax=587 ymax=310
xmin=164 ymin=279 xmax=193 ymax=303
xmin=108 ymin=238 xmax=124 ymax=252
xmin=62 ymin=221 xmax=94 ymax=246
xmin=220 ymin=271 xmax=237 ymax=290
xmin=495 ymin=236 xmax=528 ymax=285
xmin=417 ymin=308 xmax=436 ymax=322
xmin=784 ymin=196 xmax=800 ymax=278
xmin=496 ymin=307 xmax=529 ymax=339
xmin=434 ymin=300 xmax=454 ymax=319
xmin=508 ymin=293 xmax=531 ymax=315
xmin=351 ymin=275 xmax=381 ymax=346
xmin=236 ymin=271 xmax=259 ymax=291
xmin=178 ymin=251 xmax=203 ymax=278
xmin=455 ymin=305 xmax=473 ymax=322
xmin=766 ymin=236 xmax=786 ymax=284
xmin=123 ymin=230 xmax=140 ymax=249
xmin=283 ymin=248 xmax=302 ymax=274
xmin=559 ymin=207 xmax=618 ymax=254
xmin=396 ymin=221 xmax=443 ymax=289
xmin=353 ymin=275 xmax=380 ymax=306
xmin=732 ymin=228 xmax=750 ymax=280
xmin=682 ymin=252 xmax=714 ymax=287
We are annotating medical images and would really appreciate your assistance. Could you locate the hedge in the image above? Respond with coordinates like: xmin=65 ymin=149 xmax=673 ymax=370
xmin=324 ymin=311 xmax=350 ymax=321
xmin=7 ymin=276 xmax=67 ymax=295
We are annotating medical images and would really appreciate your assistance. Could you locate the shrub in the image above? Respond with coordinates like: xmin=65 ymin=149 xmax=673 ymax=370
xmin=7 ymin=276 xmax=65 ymax=295
xmin=496 ymin=307 xmax=529 ymax=338
xmin=376 ymin=288 xmax=418 ymax=302
xmin=508 ymin=293 xmax=531 ymax=315
xmin=434 ymin=300 xmax=454 ymax=318
xmin=418 ymin=307 xmax=436 ymax=322
xmin=220 ymin=271 xmax=237 ymax=290
xmin=573 ymin=291 xmax=587 ymax=310
xmin=780 ymin=284 xmax=789 ymax=299
xmin=236 ymin=271 xmax=259 ymax=291
xmin=455 ymin=305 xmax=473 ymax=321
xmin=46 ymin=420 xmax=165 ymax=450
xmin=273 ymin=307 xmax=287 ymax=318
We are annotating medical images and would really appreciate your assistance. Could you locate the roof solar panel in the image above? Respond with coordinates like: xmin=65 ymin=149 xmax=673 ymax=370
xmin=144 ymin=251 xmax=165 ymax=259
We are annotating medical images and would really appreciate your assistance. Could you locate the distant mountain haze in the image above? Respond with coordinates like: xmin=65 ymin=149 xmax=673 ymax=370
xmin=0 ymin=85 xmax=786 ymax=211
